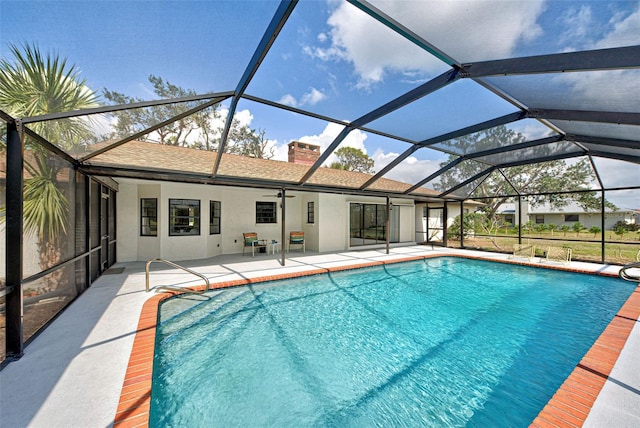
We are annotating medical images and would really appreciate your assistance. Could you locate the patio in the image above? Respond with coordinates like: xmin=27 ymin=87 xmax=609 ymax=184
xmin=0 ymin=245 xmax=638 ymax=427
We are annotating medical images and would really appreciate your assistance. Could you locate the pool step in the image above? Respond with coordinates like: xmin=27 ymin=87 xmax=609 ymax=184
xmin=157 ymin=290 xmax=260 ymax=363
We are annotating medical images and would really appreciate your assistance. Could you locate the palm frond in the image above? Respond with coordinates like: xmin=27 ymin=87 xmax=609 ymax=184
xmin=23 ymin=175 xmax=69 ymax=241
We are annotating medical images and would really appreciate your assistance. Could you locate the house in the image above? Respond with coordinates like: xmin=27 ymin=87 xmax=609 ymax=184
xmin=84 ymin=140 xmax=464 ymax=262
xmin=496 ymin=201 xmax=637 ymax=230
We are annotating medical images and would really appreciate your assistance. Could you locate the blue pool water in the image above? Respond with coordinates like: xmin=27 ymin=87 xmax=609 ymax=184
xmin=150 ymin=257 xmax=635 ymax=427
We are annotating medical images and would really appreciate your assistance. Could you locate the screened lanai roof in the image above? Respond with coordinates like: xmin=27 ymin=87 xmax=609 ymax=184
xmin=1 ymin=0 xmax=639 ymax=203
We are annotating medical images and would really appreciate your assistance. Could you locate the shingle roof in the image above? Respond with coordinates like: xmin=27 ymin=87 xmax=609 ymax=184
xmin=88 ymin=140 xmax=441 ymax=197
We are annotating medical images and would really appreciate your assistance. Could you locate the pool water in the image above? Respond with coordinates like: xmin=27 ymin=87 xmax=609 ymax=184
xmin=150 ymin=257 xmax=635 ymax=427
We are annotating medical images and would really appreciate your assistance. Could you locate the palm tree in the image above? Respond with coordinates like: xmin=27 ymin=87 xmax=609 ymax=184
xmin=547 ymin=223 xmax=556 ymax=237
xmin=1 ymin=42 xmax=99 ymax=282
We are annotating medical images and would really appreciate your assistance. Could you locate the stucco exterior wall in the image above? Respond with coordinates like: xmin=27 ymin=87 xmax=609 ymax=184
xmin=299 ymin=193 xmax=319 ymax=252
xmin=116 ymin=179 xmax=308 ymax=262
xmin=397 ymin=203 xmax=415 ymax=242
xmin=317 ymin=193 xmax=348 ymax=251
xmin=115 ymin=179 xmax=422 ymax=261
xmin=316 ymin=195 xmax=415 ymax=252
xmin=115 ymin=182 xmax=139 ymax=262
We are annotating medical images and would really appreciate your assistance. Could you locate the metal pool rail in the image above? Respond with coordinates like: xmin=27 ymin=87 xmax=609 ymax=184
xmin=145 ymin=258 xmax=211 ymax=294
xmin=619 ymin=261 xmax=640 ymax=282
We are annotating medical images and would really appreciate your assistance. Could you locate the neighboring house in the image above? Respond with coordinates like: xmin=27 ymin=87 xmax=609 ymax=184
xmin=86 ymin=140 xmax=454 ymax=262
xmin=496 ymin=201 xmax=637 ymax=230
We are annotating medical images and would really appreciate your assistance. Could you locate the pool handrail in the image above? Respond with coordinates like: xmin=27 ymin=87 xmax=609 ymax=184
xmin=618 ymin=261 xmax=640 ymax=283
xmin=145 ymin=258 xmax=211 ymax=294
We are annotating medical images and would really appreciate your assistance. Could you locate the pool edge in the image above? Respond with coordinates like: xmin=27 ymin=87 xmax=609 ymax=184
xmin=112 ymin=254 xmax=639 ymax=427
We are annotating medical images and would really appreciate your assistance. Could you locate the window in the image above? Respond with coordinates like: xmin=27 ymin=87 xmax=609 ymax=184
xmin=307 ymin=201 xmax=315 ymax=224
xmin=210 ymin=201 xmax=221 ymax=234
xmin=564 ymin=214 xmax=579 ymax=222
xmin=169 ymin=199 xmax=200 ymax=236
xmin=140 ymin=198 xmax=157 ymax=236
xmin=535 ymin=215 xmax=545 ymax=224
xmin=256 ymin=201 xmax=277 ymax=224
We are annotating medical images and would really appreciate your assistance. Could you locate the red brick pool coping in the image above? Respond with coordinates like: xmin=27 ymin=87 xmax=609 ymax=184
xmin=113 ymin=254 xmax=640 ymax=427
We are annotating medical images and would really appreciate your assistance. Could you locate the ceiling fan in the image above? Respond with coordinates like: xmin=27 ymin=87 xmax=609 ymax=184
xmin=262 ymin=191 xmax=296 ymax=198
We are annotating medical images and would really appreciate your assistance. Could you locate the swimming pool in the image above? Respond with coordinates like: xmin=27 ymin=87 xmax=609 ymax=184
xmin=150 ymin=257 xmax=635 ymax=427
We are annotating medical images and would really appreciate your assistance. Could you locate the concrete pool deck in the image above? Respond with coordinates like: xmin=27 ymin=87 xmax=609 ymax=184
xmin=1 ymin=246 xmax=638 ymax=427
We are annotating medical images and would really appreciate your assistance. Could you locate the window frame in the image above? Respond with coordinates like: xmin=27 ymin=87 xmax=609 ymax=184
xmin=169 ymin=199 xmax=201 ymax=236
xmin=564 ymin=214 xmax=579 ymax=222
xmin=140 ymin=198 xmax=158 ymax=236
xmin=256 ymin=201 xmax=277 ymax=224
xmin=210 ymin=200 xmax=221 ymax=235
xmin=307 ymin=201 xmax=315 ymax=224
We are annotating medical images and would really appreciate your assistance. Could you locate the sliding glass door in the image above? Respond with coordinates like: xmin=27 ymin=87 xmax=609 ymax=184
xmin=349 ymin=203 xmax=399 ymax=247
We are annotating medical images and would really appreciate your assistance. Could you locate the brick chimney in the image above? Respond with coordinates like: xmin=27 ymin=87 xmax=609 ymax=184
xmin=288 ymin=141 xmax=320 ymax=165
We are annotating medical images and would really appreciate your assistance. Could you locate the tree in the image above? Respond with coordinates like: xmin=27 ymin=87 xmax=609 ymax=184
xmin=523 ymin=220 xmax=535 ymax=234
xmin=0 ymin=43 xmax=99 ymax=149
xmin=572 ymin=222 xmax=585 ymax=236
xmin=104 ymin=75 xmax=208 ymax=146
xmin=329 ymin=146 xmax=375 ymax=173
xmin=534 ymin=223 xmax=547 ymax=233
xmin=589 ymin=226 xmax=601 ymax=238
xmin=614 ymin=225 xmax=626 ymax=240
xmin=433 ymin=126 xmax=617 ymax=218
xmin=226 ymin=122 xmax=274 ymax=159
xmin=0 ymin=43 xmax=100 ymax=285
xmin=448 ymin=212 xmax=508 ymax=250
xmin=103 ymin=76 xmax=274 ymax=158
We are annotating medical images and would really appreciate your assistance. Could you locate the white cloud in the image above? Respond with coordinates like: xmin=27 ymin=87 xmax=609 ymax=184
xmin=593 ymin=6 xmax=640 ymax=49
xmin=266 ymin=138 xmax=287 ymax=161
xmin=295 ymin=122 xmax=368 ymax=165
xmin=278 ymin=94 xmax=298 ymax=107
xmin=559 ymin=5 xmax=593 ymax=47
xmin=300 ymin=87 xmax=327 ymax=106
xmin=307 ymin=0 xmax=545 ymax=88
xmin=371 ymin=149 xmax=444 ymax=188
xmin=226 ymin=108 xmax=253 ymax=127
xmin=278 ymin=87 xmax=327 ymax=107
xmin=510 ymin=121 xmax=556 ymax=141
xmin=92 ymin=113 xmax=118 ymax=140
xmin=550 ymin=5 xmax=640 ymax=110
xmin=550 ymin=68 xmax=639 ymax=112
xmin=592 ymin=158 xmax=640 ymax=205
xmin=290 ymin=124 xmax=446 ymax=187
xmin=141 ymin=106 xmax=258 ymax=146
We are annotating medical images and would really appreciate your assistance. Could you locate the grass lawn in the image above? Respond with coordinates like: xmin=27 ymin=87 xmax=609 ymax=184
xmin=456 ymin=230 xmax=639 ymax=264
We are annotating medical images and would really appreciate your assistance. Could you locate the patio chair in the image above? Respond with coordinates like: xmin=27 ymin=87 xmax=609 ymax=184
xmin=540 ymin=246 xmax=572 ymax=265
xmin=243 ymin=232 xmax=266 ymax=256
xmin=287 ymin=231 xmax=305 ymax=253
xmin=508 ymin=243 xmax=535 ymax=261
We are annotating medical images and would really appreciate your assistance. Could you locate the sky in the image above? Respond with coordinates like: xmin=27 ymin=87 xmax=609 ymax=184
xmin=1 ymin=0 xmax=639 ymax=207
